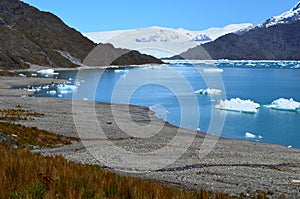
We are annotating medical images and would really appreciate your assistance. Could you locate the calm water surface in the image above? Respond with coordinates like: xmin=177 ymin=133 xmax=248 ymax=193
xmin=30 ymin=61 xmax=300 ymax=148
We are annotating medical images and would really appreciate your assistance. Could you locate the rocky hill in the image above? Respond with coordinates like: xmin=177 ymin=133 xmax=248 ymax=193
xmin=176 ymin=20 xmax=300 ymax=60
xmin=0 ymin=0 xmax=163 ymax=70
xmin=174 ymin=2 xmax=300 ymax=60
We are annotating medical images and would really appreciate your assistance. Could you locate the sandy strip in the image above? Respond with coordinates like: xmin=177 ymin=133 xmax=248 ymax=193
xmin=0 ymin=76 xmax=299 ymax=198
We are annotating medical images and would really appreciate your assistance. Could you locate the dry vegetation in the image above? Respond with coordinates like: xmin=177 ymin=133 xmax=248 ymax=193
xmin=0 ymin=70 xmax=16 ymax=76
xmin=0 ymin=111 xmax=269 ymax=198
xmin=0 ymin=139 xmax=270 ymax=199
xmin=0 ymin=108 xmax=45 ymax=121
xmin=0 ymin=122 xmax=78 ymax=149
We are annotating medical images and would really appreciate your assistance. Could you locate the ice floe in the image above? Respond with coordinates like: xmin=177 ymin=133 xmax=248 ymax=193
xmin=245 ymin=132 xmax=263 ymax=139
xmin=194 ymin=88 xmax=222 ymax=95
xmin=203 ymin=68 xmax=224 ymax=73
xmin=266 ymin=98 xmax=300 ymax=111
xmin=215 ymin=98 xmax=260 ymax=113
xmin=37 ymin=69 xmax=59 ymax=75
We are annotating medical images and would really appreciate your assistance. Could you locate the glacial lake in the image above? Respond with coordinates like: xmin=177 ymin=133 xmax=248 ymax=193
xmin=28 ymin=61 xmax=300 ymax=149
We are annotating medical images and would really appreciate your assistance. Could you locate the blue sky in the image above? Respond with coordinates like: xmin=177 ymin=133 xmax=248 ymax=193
xmin=21 ymin=0 xmax=299 ymax=32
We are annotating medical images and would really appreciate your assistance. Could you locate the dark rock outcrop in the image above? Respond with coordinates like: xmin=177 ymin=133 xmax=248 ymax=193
xmin=111 ymin=50 xmax=165 ymax=65
xmin=174 ymin=20 xmax=300 ymax=60
xmin=0 ymin=0 xmax=163 ymax=69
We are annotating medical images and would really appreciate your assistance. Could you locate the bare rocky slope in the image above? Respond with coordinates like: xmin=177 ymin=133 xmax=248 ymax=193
xmin=0 ymin=0 xmax=162 ymax=70
xmin=174 ymin=20 xmax=300 ymax=60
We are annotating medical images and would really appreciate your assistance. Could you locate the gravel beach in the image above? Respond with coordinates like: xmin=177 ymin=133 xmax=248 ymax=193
xmin=0 ymin=75 xmax=299 ymax=198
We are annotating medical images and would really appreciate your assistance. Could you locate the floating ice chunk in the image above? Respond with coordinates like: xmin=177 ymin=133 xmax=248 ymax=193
xmin=245 ymin=132 xmax=257 ymax=138
xmin=47 ymin=90 xmax=56 ymax=95
xmin=203 ymin=68 xmax=224 ymax=73
xmin=197 ymin=128 xmax=201 ymax=131
xmin=150 ymin=104 xmax=169 ymax=120
xmin=215 ymin=98 xmax=260 ymax=113
xmin=287 ymin=145 xmax=292 ymax=148
xmin=266 ymin=98 xmax=300 ymax=111
xmin=245 ymin=132 xmax=263 ymax=139
xmin=37 ymin=69 xmax=59 ymax=75
xmin=19 ymin=74 xmax=26 ymax=77
xmin=194 ymin=88 xmax=222 ymax=95
xmin=31 ymin=73 xmax=37 ymax=77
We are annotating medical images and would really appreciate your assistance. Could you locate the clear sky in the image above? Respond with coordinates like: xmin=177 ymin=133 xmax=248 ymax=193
xmin=21 ymin=0 xmax=299 ymax=33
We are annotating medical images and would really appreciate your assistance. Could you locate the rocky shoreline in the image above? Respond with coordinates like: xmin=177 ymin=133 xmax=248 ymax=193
xmin=0 ymin=75 xmax=300 ymax=198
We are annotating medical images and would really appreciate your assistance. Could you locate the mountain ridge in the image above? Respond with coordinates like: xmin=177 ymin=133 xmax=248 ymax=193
xmin=83 ymin=24 xmax=252 ymax=58
xmin=173 ymin=2 xmax=300 ymax=60
xmin=0 ymin=0 xmax=163 ymax=70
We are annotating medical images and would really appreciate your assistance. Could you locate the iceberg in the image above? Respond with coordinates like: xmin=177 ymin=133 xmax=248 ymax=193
xmin=56 ymin=83 xmax=78 ymax=94
xmin=245 ymin=132 xmax=263 ymax=139
xmin=203 ymin=68 xmax=224 ymax=73
xmin=194 ymin=88 xmax=222 ymax=95
xmin=215 ymin=98 xmax=260 ymax=113
xmin=37 ymin=69 xmax=59 ymax=75
xmin=266 ymin=98 xmax=300 ymax=111
xmin=245 ymin=132 xmax=256 ymax=139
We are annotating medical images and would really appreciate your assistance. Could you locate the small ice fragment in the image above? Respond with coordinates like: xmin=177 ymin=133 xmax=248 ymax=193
xmin=58 ymin=94 xmax=63 ymax=98
xmin=194 ymin=88 xmax=222 ymax=95
xmin=19 ymin=74 xmax=26 ymax=77
xmin=83 ymin=97 xmax=88 ymax=101
xmin=197 ymin=128 xmax=201 ymax=131
xmin=258 ymin=135 xmax=263 ymax=139
xmin=288 ymin=145 xmax=292 ymax=148
xmin=37 ymin=69 xmax=59 ymax=75
xmin=47 ymin=90 xmax=56 ymax=95
xmin=31 ymin=73 xmax=37 ymax=77
xmin=203 ymin=68 xmax=224 ymax=73
xmin=245 ymin=132 xmax=256 ymax=139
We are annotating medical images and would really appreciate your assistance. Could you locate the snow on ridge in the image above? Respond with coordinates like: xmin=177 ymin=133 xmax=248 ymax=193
xmin=82 ymin=24 xmax=252 ymax=58
xmin=258 ymin=1 xmax=300 ymax=28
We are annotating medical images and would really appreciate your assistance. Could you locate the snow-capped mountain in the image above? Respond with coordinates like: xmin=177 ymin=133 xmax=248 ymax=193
xmin=83 ymin=24 xmax=252 ymax=58
xmin=258 ymin=1 xmax=300 ymax=28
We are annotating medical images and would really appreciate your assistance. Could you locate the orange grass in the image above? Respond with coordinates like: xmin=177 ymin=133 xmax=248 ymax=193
xmin=0 ymin=108 xmax=45 ymax=121
xmin=0 ymin=142 xmax=230 ymax=199
xmin=0 ymin=123 xmax=269 ymax=199
xmin=0 ymin=122 xmax=78 ymax=148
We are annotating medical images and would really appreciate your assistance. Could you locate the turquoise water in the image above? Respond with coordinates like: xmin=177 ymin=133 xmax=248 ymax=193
xmin=30 ymin=61 xmax=300 ymax=149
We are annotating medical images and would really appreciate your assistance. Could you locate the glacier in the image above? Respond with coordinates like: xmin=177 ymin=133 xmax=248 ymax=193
xmin=83 ymin=24 xmax=252 ymax=58
xmin=215 ymin=98 xmax=260 ymax=113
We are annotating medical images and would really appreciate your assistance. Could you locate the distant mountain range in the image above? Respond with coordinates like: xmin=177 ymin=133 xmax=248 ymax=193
xmin=83 ymin=24 xmax=252 ymax=58
xmin=0 ymin=0 xmax=162 ymax=70
xmin=173 ymin=1 xmax=300 ymax=60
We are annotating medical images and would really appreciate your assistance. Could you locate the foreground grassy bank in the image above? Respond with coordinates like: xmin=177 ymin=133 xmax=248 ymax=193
xmin=0 ymin=121 xmax=269 ymax=199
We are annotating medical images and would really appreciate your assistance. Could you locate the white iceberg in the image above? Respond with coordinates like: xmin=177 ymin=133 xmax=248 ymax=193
xmin=57 ymin=84 xmax=77 ymax=94
xmin=194 ymin=88 xmax=222 ymax=95
xmin=245 ymin=132 xmax=256 ymax=139
xmin=215 ymin=98 xmax=260 ymax=113
xmin=245 ymin=132 xmax=263 ymax=139
xmin=37 ymin=69 xmax=59 ymax=75
xmin=203 ymin=68 xmax=224 ymax=73
xmin=18 ymin=74 xmax=26 ymax=77
xmin=266 ymin=98 xmax=300 ymax=111
xmin=47 ymin=90 xmax=56 ymax=95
